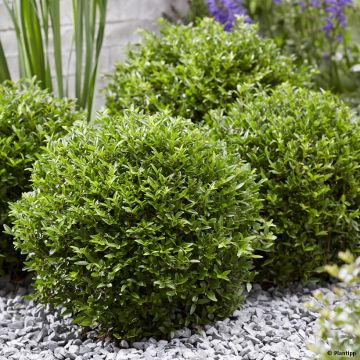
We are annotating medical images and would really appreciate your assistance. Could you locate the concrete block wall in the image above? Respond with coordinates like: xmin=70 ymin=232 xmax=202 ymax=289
xmin=0 ymin=0 xmax=189 ymax=109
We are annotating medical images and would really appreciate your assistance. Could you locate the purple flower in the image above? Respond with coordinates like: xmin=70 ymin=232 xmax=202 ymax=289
xmin=273 ymin=0 xmax=282 ymax=4
xmin=207 ymin=0 xmax=252 ymax=31
xmin=322 ymin=0 xmax=353 ymax=39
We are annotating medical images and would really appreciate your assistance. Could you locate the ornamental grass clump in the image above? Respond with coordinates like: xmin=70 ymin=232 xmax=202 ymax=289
xmin=6 ymin=111 xmax=275 ymax=341
xmin=105 ymin=17 xmax=312 ymax=123
xmin=206 ymin=83 xmax=360 ymax=285
xmin=0 ymin=79 xmax=84 ymax=278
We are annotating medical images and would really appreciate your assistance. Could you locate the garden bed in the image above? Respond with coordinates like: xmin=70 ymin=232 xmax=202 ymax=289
xmin=0 ymin=275 xmax=354 ymax=360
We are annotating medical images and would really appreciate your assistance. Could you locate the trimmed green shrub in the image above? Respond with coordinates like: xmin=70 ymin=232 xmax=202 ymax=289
xmin=206 ymin=83 xmax=360 ymax=285
xmin=105 ymin=17 xmax=313 ymax=123
xmin=0 ymin=79 xmax=84 ymax=278
xmin=6 ymin=110 xmax=275 ymax=340
xmin=305 ymin=251 xmax=360 ymax=360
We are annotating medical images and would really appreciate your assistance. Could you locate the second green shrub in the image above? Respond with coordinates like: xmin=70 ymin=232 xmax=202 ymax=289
xmin=207 ymin=83 xmax=360 ymax=284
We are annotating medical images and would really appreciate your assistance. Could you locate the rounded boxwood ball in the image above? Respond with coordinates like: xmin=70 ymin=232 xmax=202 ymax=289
xmin=0 ymin=79 xmax=84 ymax=278
xmin=105 ymin=17 xmax=313 ymax=123
xmin=207 ymin=83 xmax=360 ymax=285
xmin=7 ymin=110 xmax=274 ymax=341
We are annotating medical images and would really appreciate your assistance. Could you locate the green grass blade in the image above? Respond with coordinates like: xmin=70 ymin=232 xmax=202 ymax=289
xmin=86 ymin=0 xmax=107 ymax=121
xmin=72 ymin=0 xmax=84 ymax=105
xmin=80 ymin=0 xmax=95 ymax=109
xmin=4 ymin=0 xmax=30 ymax=78
xmin=0 ymin=39 xmax=11 ymax=82
xmin=19 ymin=0 xmax=40 ymax=77
xmin=48 ymin=0 xmax=64 ymax=97
xmin=39 ymin=0 xmax=53 ymax=92
xmin=19 ymin=0 xmax=51 ymax=90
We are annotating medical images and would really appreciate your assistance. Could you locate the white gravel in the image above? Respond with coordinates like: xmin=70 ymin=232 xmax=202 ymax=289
xmin=0 ymin=274 xmax=351 ymax=360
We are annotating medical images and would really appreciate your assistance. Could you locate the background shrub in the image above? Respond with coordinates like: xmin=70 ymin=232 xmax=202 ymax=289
xmin=6 ymin=110 xmax=275 ymax=341
xmin=0 ymin=79 xmax=84 ymax=278
xmin=305 ymin=250 xmax=360 ymax=359
xmin=105 ymin=17 xmax=312 ymax=123
xmin=206 ymin=83 xmax=360 ymax=285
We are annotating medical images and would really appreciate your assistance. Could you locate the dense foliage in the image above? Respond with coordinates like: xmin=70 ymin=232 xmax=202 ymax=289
xmin=0 ymin=79 xmax=83 ymax=278
xmin=206 ymin=83 xmax=360 ymax=284
xmin=6 ymin=111 xmax=275 ymax=340
xmin=305 ymin=251 xmax=360 ymax=359
xmin=105 ymin=17 xmax=312 ymax=123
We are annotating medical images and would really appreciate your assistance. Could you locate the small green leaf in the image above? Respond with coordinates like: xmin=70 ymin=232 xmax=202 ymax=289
xmin=216 ymin=270 xmax=231 ymax=280
xmin=74 ymin=261 xmax=88 ymax=266
xmin=73 ymin=316 xmax=93 ymax=326
xmin=206 ymin=291 xmax=217 ymax=302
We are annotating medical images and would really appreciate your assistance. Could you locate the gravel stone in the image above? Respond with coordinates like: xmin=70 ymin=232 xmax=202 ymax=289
xmin=245 ymin=334 xmax=261 ymax=345
xmin=205 ymin=326 xmax=224 ymax=341
xmin=53 ymin=348 xmax=65 ymax=360
xmin=288 ymin=333 xmax=302 ymax=344
xmin=24 ymin=316 xmax=36 ymax=327
xmin=0 ymin=332 xmax=16 ymax=340
xmin=289 ymin=345 xmax=301 ymax=359
xmin=35 ymin=328 xmax=48 ymax=342
xmin=143 ymin=348 xmax=157 ymax=357
xmin=131 ymin=341 xmax=151 ymax=351
xmin=68 ymin=345 xmax=80 ymax=355
xmin=42 ymin=341 xmax=59 ymax=351
xmin=173 ymin=327 xmax=192 ymax=338
xmin=78 ymin=345 xmax=91 ymax=355
xmin=262 ymin=354 xmax=274 ymax=360
xmin=119 ymin=340 xmax=129 ymax=349
xmin=8 ymin=321 xmax=24 ymax=329
xmin=6 ymin=340 xmax=24 ymax=349
xmin=157 ymin=339 xmax=169 ymax=347
xmin=3 ymin=347 xmax=17 ymax=356
xmin=105 ymin=354 xmax=116 ymax=360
